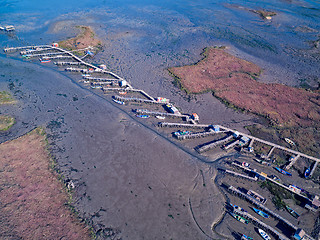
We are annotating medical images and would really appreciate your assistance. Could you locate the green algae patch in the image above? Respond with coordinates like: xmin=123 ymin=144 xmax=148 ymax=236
xmin=0 ymin=115 xmax=15 ymax=131
xmin=0 ymin=91 xmax=16 ymax=105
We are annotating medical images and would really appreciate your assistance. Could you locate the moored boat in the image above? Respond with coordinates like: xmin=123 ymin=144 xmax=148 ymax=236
xmin=285 ymin=205 xmax=300 ymax=219
xmin=241 ymin=234 xmax=253 ymax=240
xmin=229 ymin=212 xmax=249 ymax=224
xmin=39 ymin=58 xmax=51 ymax=63
xmin=253 ymin=207 xmax=269 ymax=218
xmin=275 ymin=167 xmax=292 ymax=176
xmin=258 ymin=229 xmax=271 ymax=240
xmin=155 ymin=115 xmax=166 ymax=120
xmin=304 ymin=167 xmax=311 ymax=178
xmin=112 ymin=99 xmax=125 ymax=105
xmin=230 ymin=203 xmax=247 ymax=212
xmin=119 ymin=91 xmax=127 ymax=95
xmin=284 ymin=138 xmax=295 ymax=146
xmin=136 ymin=114 xmax=150 ymax=118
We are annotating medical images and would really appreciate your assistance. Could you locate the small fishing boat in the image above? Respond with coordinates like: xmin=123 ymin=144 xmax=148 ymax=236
xmin=82 ymin=74 xmax=91 ymax=77
xmin=136 ymin=114 xmax=150 ymax=119
xmin=285 ymin=205 xmax=300 ymax=219
xmin=119 ymin=91 xmax=127 ymax=95
xmin=304 ymin=167 xmax=311 ymax=178
xmin=229 ymin=212 xmax=249 ymax=224
xmin=39 ymin=58 xmax=51 ymax=63
xmin=252 ymin=207 xmax=269 ymax=218
xmin=173 ymin=130 xmax=190 ymax=136
xmin=275 ymin=167 xmax=292 ymax=176
xmin=285 ymin=138 xmax=295 ymax=146
xmin=241 ymin=234 xmax=253 ymax=240
xmin=112 ymin=99 xmax=125 ymax=105
xmin=155 ymin=115 xmax=166 ymax=120
xmin=230 ymin=203 xmax=247 ymax=212
xmin=258 ymin=229 xmax=271 ymax=240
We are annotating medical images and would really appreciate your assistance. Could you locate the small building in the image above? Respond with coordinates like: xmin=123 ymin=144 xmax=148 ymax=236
xmin=165 ymin=104 xmax=180 ymax=114
xmin=119 ymin=80 xmax=128 ymax=87
xmin=210 ymin=125 xmax=220 ymax=132
xmin=191 ymin=113 xmax=199 ymax=121
xmin=86 ymin=50 xmax=94 ymax=56
xmin=52 ymin=43 xmax=59 ymax=47
xmin=289 ymin=185 xmax=302 ymax=194
xmin=311 ymin=195 xmax=320 ymax=210
xmin=5 ymin=25 xmax=15 ymax=31
xmin=259 ymin=172 xmax=268 ymax=181
xmin=156 ymin=97 xmax=169 ymax=103
xmin=239 ymin=136 xmax=250 ymax=146
xmin=293 ymin=229 xmax=306 ymax=240
xmin=247 ymin=189 xmax=267 ymax=204
xmin=248 ymin=146 xmax=254 ymax=152
xmin=233 ymin=131 xmax=240 ymax=138
xmin=99 ymin=64 xmax=107 ymax=70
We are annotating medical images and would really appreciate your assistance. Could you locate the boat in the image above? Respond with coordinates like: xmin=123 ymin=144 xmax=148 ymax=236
xmin=155 ymin=115 xmax=166 ymax=120
xmin=275 ymin=167 xmax=292 ymax=176
xmin=285 ymin=205 xmax=300 ymax=219
xmin=241 ymin=234 xmax=253 ymax=240
xmin=39 ymin=58 xmax=51 ymax=63
xmin=252 ymin=207 xmax=269 ymax=218
xmin=119 ymin=91 xmax=127 ymax=95
xmin=112 ymin=99 xmax=125 ymax=105
xmin=173 ymin=130 xmax=190 ymax=136
xmin=304 ymin=167 xmax=311 ymax=178
xmin=285 ymin=138 xmax=295 ymax=146
xmin=82 ymin=74 xmax=91 ymax=77
xmin=136 ymin=114 xmax=150 ymax=119
xmin=229 ymin=212 xmax=249 ymax=224
xmin=258 ymin=229 xmax=271 ymax=240
xmin=230 ymin=203 xmax=247 ymax=212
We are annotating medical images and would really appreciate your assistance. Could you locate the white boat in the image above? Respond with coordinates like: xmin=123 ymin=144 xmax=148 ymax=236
xmin=258 ymin=229 xmax=271 ymax=240
xmin=155 ymin=115 xmax=165 ymax=120
xmin=284 ymin=138 xmax=295 ymax=146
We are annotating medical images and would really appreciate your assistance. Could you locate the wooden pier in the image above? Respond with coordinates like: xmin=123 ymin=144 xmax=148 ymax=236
xmin=83 ymin=76 xmax=119 ymax=82
xmin=42 ymin=55 xmax=73 ymax=60
xmin=54 ymin=61 xmax=83 ymax=66
xmin=223 ymin=139 xmax=240 ymax=150
xmin=228 ymin=185 xmax=297 ymax=232
xmin=174 ymin=129 xmax=226 ymax=140
xmin=231 ymin=207 xmax=290 ymax=240
xmin=285 ymin=155 xmax=300 ymax=170
xmin=113 ymin=95 xmax=161 ymax=104
xmin=135 ymin=109 xmax=187 ymax=118
xmin=158 ymin=122 xmax=209 ymax=129
xmin=196 ymin=135 xmax=233 ymax=153
xmin=221 ymin=168 xmax=258 ymax=181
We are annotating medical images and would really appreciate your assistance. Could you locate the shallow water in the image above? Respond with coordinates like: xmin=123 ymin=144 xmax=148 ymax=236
xmin=1 ymin=0 xmax=320 ymax=239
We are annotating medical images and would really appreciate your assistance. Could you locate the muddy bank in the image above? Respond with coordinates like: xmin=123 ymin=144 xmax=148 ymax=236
xmin=0 ymin=128 xmax=90 ymax=239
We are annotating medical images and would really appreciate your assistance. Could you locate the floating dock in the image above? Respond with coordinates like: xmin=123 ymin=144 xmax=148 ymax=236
xmin=113 ymin=95 xmax=162 ymax=104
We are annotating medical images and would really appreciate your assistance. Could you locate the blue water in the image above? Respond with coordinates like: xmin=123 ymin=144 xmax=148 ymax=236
xmin=1 ymin=0 xmax=320 ymax=88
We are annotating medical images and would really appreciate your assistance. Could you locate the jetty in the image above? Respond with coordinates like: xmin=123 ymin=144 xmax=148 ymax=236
xmin=174 ymin=129 xmax=226 ymax=140
xmin=134 ymin=109 xmax=188 ymax=118
xmin=196 ymin=135 xmax=233 ymax=153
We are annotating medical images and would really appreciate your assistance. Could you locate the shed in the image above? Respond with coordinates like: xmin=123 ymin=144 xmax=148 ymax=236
xmin=119 ymin=80 xmax=128 ymax=87
xmin=191 ymin=113 xmax=199 ymax=121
